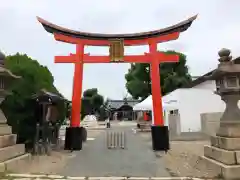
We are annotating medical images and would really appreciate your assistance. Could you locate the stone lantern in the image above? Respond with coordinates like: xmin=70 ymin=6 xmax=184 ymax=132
xmin=0 ymin=50 xmax=21 ymax=124
xmin=201 ymin=48 xmax=240 ymax=179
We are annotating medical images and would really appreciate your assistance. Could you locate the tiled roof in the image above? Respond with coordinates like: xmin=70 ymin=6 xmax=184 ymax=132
xmin=186 ymin=57 xmax=240 ymax=88
xmin=107 ymin=99 xmax=140 ymax=109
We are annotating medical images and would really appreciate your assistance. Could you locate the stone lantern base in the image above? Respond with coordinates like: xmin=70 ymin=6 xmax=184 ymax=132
xmin=200 ymin=124 xmax=240 ymax=179
xmin=0 ymin=50 xmax=31 ymax=172
xmin=0 ymin=109 xmax=31 ymax=173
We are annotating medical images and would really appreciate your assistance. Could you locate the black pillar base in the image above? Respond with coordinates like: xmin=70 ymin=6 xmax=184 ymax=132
xmin=151 ymin=125 xmax=170 ymax=151
xmin=64 ymin=127 xmax=83 ymax=151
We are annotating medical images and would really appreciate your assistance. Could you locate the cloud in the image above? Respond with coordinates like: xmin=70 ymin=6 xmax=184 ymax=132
xmin=1 ymin=0 xmax=240 ymax=100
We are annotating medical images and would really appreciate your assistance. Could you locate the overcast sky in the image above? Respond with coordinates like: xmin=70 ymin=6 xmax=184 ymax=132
xmin=1 ymin=0 xmax=240 ymax=100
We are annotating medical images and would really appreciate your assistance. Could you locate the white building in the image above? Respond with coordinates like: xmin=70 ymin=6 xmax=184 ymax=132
xmin=134 ymin=57 xmax=240 ymax=133
xmin=162 ymin=70 xmax=223 ymax=132
xmin=163 ymin=88 xmax=225 ymax=132
xmin=164 ymin=61 xmax=240 ymax=132
xmin=133 ymin=70 xmax=226 ymax=133
xmin=133 ymin=57 xmax=240 ymax=133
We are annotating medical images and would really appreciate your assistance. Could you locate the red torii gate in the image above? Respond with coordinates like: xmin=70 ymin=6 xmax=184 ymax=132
xmin=37 ymin=15 xmax=197 ymax=151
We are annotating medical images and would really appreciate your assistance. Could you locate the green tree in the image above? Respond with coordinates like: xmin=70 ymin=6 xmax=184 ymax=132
xmin=81 ymin=88 xmax=104 ymax=119
xmin=1 ymin=53 xmax=65 ymax=149
xmin=125 ymin=51 xmax=192 ymax=100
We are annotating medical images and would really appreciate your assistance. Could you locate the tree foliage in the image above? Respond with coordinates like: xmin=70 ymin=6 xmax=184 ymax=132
xmin=125 ymin=51 xmax=192 ymax=100
xmin=81 ymin=88 xmax=104 ymax=119
xmin=1 ymin=53 xmax=65 ymax=148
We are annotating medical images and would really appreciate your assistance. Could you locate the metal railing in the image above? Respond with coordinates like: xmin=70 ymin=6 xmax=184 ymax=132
xmin=106 ymin=131 xmax=126 ymax=149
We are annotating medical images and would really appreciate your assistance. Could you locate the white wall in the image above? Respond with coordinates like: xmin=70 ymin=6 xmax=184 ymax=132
xmin=178 ymin=89 xmax=225 ymax=132
xmin=162 ymin=88 xmax=226 ymax=132
xmin=162 ymin=89 xmax=181 ymax=128
xmin=140 ymin=79 xmax=230 ymax=132
xmin=162 ymin=80 xmax=240 ymax=132
xmin=193 ymin=80 xmax=216 ymax=91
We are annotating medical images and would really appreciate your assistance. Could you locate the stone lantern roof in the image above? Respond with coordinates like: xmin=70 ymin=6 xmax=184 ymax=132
xmin=0 ymin=50 xmax=20 ymax=79
xmin=208 ymin=48 xmax=240 ymax=79
xmin=0 ymin=51 xmax=5 ymax=66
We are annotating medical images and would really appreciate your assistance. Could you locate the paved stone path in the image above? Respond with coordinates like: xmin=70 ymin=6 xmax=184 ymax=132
xmin=55 ymin=123 xmax=169 ymax=177
xmin=4 ymin=174 xmax=204 ymax=179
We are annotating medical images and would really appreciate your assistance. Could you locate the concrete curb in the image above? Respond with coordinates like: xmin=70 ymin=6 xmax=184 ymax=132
xmin=86 ymin=127 xmax=106 ymax=130
xmin=6 ymin=174 xmax=204 ymax=179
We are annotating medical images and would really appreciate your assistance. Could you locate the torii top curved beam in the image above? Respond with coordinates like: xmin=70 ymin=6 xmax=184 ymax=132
xmin=37 ymin=15 xmax=197 ymax=46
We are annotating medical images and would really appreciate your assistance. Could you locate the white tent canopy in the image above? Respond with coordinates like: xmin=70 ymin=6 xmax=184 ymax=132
xmin=133 ymin=95 xmax=177 ymax=111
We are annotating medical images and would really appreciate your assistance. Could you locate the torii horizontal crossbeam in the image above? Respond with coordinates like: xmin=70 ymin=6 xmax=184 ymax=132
xmin=54 ymin=53 xmax=179 ymax=63
xmin=53 ymin=32 xmax=180 ymax=46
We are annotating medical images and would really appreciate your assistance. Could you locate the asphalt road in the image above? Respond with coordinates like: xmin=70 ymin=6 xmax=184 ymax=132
xmin=57 ymin=122 xmax=170 ymax=177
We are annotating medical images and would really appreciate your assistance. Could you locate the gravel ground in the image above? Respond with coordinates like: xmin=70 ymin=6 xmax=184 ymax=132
xmin=20 ymin=130 xmax=104 ymax=174
xmin=164 ymin=141 xmax=210 ymax=177
xmin=139 ymin=132 xmax=220 ymax=179
xmin=26 ymin=151 xmax=75 ymax=174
